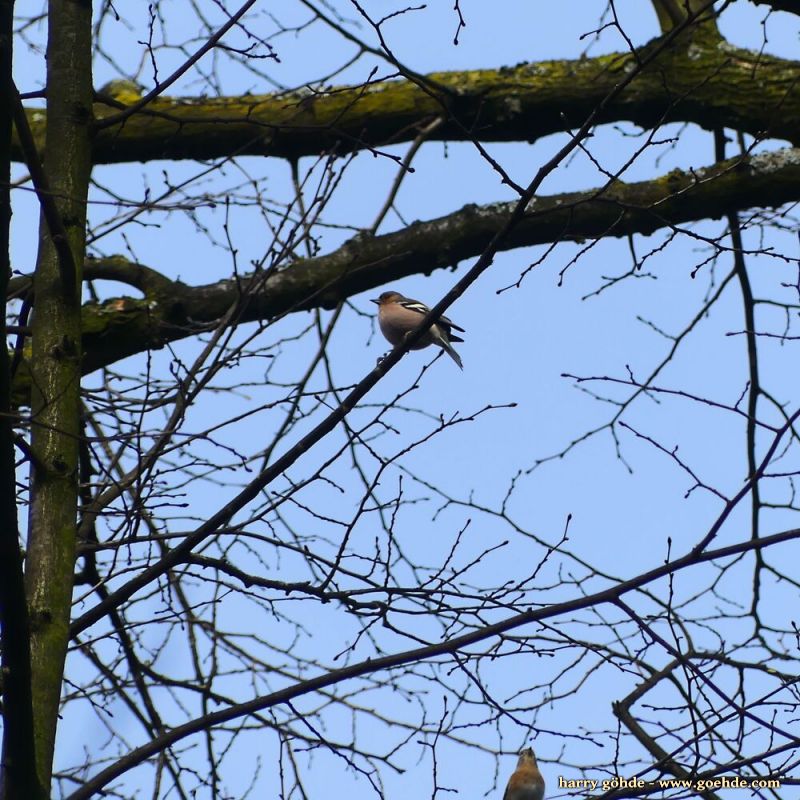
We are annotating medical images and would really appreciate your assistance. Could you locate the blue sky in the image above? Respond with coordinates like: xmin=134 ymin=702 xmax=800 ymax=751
xmin=11 ymin=1 xmax=800 ymax=798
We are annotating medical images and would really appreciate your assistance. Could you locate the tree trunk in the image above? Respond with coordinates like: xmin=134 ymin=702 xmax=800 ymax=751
xmin=24 ymin=0 xmax=93 ymax=790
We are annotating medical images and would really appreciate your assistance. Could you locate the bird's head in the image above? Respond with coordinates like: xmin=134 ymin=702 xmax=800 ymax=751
xmin=371 ymin=290 xmax=404 ymax=306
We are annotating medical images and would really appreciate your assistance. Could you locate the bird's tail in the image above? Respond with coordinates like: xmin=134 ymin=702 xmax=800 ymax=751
xmin=441 ymin=341 xmax=463 ymax=369
xmin=431 ymin=327 xmax=463 ymax=369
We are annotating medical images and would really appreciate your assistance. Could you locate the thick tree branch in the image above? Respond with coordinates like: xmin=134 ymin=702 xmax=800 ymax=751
xmin=652 ymin=0 xmax=719 ymax=33
xmin=12 ymin=30 xmax=800 ymax=163
xmin=8 ymin=145 xmax=799 ymax=389
xmin=750 ymin=0 xmax=799 ymax=13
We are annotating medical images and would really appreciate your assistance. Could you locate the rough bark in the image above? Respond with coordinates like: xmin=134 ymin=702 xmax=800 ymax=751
xmin=652 ymin=0 xmax=719 ymax=32
xmin=23 ymin=0 xmax=93 ymax=790
xmin=11 ymin=29 xmax=798 ymax=164
xmin=6 ymin=145 xmax=800 ymax=393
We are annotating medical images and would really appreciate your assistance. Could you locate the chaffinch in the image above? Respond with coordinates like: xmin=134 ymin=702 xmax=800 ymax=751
xmin=503 ymin=748 xmax=545 ymax=800
xmin=371 ymin=290 xmax=465 ymax=369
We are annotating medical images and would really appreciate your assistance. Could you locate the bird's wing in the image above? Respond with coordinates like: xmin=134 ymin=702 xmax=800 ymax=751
xmin=398 ymin=299 xmax=431 ymax=316
xmin=399 ymin=299 xmax=465 ymax=334
xmin=440 ymin=314 xmax=465 ymax=333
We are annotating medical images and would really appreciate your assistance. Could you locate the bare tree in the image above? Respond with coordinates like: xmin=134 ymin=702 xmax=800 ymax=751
xmin=2 ymin=1 xmax=800 ymax=798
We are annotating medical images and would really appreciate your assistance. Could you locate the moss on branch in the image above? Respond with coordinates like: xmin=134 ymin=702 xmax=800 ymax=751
xmin=12 ymin=32 xmax=800 ymax=163
xmin=6 ymin=146 xmax=800 ymax=401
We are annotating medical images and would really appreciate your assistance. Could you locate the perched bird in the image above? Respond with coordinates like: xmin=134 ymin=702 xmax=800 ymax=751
xmin=371 ymin=290 xmax=465 ymax=369
xmin=503 ymin=748 xmax=545 ymax=800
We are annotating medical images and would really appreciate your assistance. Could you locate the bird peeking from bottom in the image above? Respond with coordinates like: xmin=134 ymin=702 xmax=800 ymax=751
xmin=503 ymin=747 xmax=545 ymax=800
xmin=371 ymin=290 xmax=465 ymax=369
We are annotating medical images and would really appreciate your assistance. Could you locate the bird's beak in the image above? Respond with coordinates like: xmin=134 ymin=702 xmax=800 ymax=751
xmin=370 ymin=298 xmax=380 ymax=305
